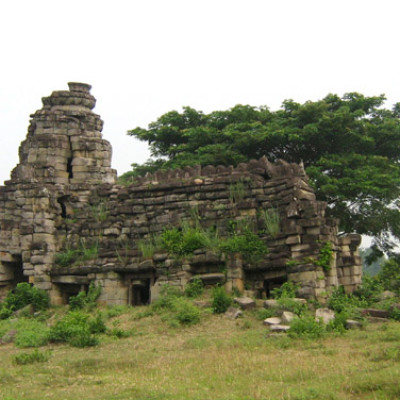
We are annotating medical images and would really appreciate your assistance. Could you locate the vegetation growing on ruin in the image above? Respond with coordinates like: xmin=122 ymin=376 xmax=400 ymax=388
xmin=54 ymin=239 xmax=99 ymax=267
xmin=124 ymin=94 xmax=400 ymax=256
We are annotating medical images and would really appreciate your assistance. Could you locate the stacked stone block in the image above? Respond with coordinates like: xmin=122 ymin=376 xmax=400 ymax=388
xmin=0 ymin=83 xmax=363 ymax=304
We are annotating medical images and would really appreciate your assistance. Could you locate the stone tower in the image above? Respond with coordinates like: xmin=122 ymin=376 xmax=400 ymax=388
xmin=0 ymin=83 xmax=116 ymax=295
xmin=11 ymin=82 xmax=116 ymax=185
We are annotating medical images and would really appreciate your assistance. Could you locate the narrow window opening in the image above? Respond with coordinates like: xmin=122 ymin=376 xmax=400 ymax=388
xmin=57 ymin=196 xmax=70 ymax=219
xmin=67 ymin=157 xmax=73 ymax=179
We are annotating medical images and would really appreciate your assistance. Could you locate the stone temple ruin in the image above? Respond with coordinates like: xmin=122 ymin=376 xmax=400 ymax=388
xmin=0 ymin=83 xmax=363 ymax=305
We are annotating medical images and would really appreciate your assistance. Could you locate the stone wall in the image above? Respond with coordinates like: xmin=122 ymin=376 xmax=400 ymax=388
xmin=0 ymin=83 xmax=362 ymax=304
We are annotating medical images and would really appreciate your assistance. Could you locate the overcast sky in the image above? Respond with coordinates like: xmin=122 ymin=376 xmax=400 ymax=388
xmin=1 ymin=0 xmax=400 ymax=186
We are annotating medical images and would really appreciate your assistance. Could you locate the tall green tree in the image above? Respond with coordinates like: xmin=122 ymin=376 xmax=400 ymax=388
xmin=123 ymin=94 xmax=400 ymax=255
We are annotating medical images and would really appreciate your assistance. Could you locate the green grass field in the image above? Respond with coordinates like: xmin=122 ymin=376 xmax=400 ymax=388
xmin=1 ymin=305 xmax=400 ymax=400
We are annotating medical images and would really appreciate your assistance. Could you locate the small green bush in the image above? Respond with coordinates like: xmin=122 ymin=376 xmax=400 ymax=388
xmin=271 ymin=281 xmax=299 ymax=299
xmin=54 ymin=249 xmax=79 ymax=267
xmin=14 ymin=319 xmax=50 ymax=348
xmin=49 ymin=310 xmax=101 ymax=347
xmin=288 ymin=315 xmax=325 ymax=338
xmin=151 ymin=284 xmax=201 ymax=326
xmin=219 ymin=230 xmax=268 ymax=264
xmin=184 ymin=278 xmax=204 ymax=299
xmin=326 ymin=312 xmax=349 ymax=334
xmin=173 ymin=297 xmax=201 ymax=326
xmin=0 ymin=283 xmax=49 ymax=318
xmin=211 ymin=286 xmax=232 ymax=314
xmin=160 ymin=223 xmax=212 ymax=257
xmin=253 ymin=308 xmax=275 ymax=320
xmin=69 ymin=282 xmax=102 ymax=311
xmin=88 ymin=313 xmax=107 ymax=334
xmin=277 ymin=297 xmax=307 ymax=316
xmin=390 ymin=307 xmax=400 ymax=321
xmin=151 ymin=285 xmax=183 ymax=311
xmin=13 ymin=349 xmax=50 ymax=365
xmin=327 ymin=286 xmax=367 ymax=316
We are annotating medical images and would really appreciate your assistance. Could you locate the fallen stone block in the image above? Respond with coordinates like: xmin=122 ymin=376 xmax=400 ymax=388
xmin=315 ymin=308 xmax=335 ymax=324
xmin=234 ymin=296 xmax=256 ymax=310
xmin=263 ymin=317 xmax=282 ymax=326
xmin=225 ymin=307 xmax=242 ymax=319
xmin=269 ymin=324 xmax=290 ymax=333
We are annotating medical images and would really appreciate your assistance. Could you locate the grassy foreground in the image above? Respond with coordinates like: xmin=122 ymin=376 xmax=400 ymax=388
xmin=1 ymin=306 xmax=400 ymax=400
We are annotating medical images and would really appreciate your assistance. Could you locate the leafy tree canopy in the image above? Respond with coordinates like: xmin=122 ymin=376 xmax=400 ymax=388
xmin=123 ymin=93 xmax=400 ymax=255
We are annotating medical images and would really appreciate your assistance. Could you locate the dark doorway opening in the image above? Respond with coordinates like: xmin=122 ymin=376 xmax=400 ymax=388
xmin=130 ymin=279 xmax=151 ymax=306
xmin=264 ymin=276 xmax=287 ymax=298
xmin=58 ymin=284 xmax=88 ymax=304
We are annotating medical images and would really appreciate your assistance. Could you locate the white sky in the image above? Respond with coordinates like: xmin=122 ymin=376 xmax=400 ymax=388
xmin=1 ymin=0 xmax=400 ymax=188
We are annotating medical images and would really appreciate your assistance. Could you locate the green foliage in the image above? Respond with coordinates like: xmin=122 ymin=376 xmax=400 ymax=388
xmin=228 ymin=182 xmax=246 ymax=205
xmin=14 ymin=319 xmax=50 ymax=348
xmin=278 ymin=298 xmax=307 ymax=316
xmin=327 ymin=286 xmax=367 ymax=316
xmin=13 ymin=349 xmax=50 ymax=365
xmin=172 ymin=297 xmax=201 ymax=326
xmin=54 ymin=239 xmax=99 ymax=267
xmin=389 ymin=307 xmax=400 ymax=321
xmin=378 ymin=256 xmax=400 ymax=294
xmin=69 ymin=282 xmax=102 ymax=311
xmin=54 ymin=249 xmax=79 ymax=267
xmin=49 ymin=311 xmax=102 ymax=347
xmin=137 ymin=237 xmax=157 ymax=259
xmin=151 ymin=284 xmax=183 ymax=311
xmin=271 ymin=281 xmax=299 ymax=299
xmin=219 ymin=229 xmax=268 ymax=264
xmin=353 ymin=275 xmax=384 ymax=304
xmin=260 ymin=208 xmax=280 ymax=238
xmin=288 ymin=315 xmax=325 ymax=339
xmin=315 ymin=242 xmax=333 ymax=272
xmin=326 ymin=312 xmax=350 ymax=334
xmin=184 ymin=278 xmax=204 ymax=299
xmin=90 ymin=202 xmax=108 ymax=223
xmin=126 ymin=95 xmax=400 ymax=253
xmin=0 ymin=283 xmax=49 ymax=318
xmin=211 ymin=286 xmax=232 ymax=314
xmin=159 ymin=222 xmax=218 ymax=257
xmin=253 ymin=308 xmax=275 ymax=320
xmin=151 ymin=285 xmax=201 ymax=326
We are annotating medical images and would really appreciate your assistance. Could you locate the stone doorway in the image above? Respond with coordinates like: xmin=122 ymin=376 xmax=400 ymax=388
xmin=264 ymin=276 xmax=287 ymax=298
xmin=129 ymin=279 xmax=151 ymax=306
xmin=0 ymin=256 xmax=28 ymax=299
xmin=57 ymin=283 xmax=88 ymax=304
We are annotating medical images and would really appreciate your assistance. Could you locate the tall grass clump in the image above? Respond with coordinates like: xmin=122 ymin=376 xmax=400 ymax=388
xmin=261 ymin=208 xmax=280 ymax=238
xmin=13 ymin=349 xmax=51 ymax=365
xmin=288 ymin=315 xmax=325 ymax=338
